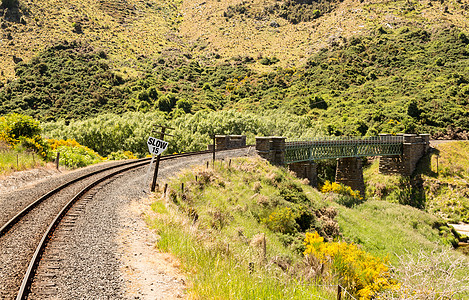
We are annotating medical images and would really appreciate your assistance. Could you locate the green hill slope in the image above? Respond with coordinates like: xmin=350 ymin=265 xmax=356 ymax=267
xmin=1 ymin=0 xmax=469 ymax=136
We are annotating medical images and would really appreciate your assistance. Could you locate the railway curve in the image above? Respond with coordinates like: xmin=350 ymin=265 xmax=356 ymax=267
xmin=0 ymin=147 xmax=253 ymax=299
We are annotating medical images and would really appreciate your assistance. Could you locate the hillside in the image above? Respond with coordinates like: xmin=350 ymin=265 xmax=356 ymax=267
xmin=1 ymin=0 xmax=469 ymax=136
xmin=0 ymin=0 xmax=180 ymax=80
xmin=365 ymin=141 xmax=469 ymax=223
xmin=2 ymin=0 xmax=469 ymax=79
xmin=148 ymin=156 xmax=469 ymax=298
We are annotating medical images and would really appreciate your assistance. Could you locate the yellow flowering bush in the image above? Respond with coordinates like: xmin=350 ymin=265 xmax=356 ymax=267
xmin=46 ymin=138 xmax=104 ymax=168
xmin=47 ymin=138 xmax=82 ymax=150
xmin=1 ymin=114 xmax=50 ymax=158
xmin=0 ymin=131 xmax=14 ymax=147
xmin=304 ymin=232 xmax=398 ymax=299
xmin=107 ymin=150 xmax=137 ymax=160
xmin=321 ymin=181 xmax=364 ymax=207
xmin=0 ymin=122 xmax=16 ymax=145
xmin=262 ymin=207 xmax=298 ymax=234
xmin=19 ymin=136 xmax=49 ymax=158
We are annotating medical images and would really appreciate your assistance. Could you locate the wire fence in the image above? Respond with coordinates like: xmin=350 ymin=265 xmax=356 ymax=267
xmin=298 ymin=282 xmax=357 ymax=300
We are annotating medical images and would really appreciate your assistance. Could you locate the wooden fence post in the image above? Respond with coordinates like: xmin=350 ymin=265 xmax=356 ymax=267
xmin=337 ymin=285 xmax=342 ymax=300
xmin=55 ymin=152 xmax=60 ymax=170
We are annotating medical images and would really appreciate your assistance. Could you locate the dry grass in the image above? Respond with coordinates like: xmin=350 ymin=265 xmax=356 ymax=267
xmin=2 ymin=0 xmax=469 ymax=81
xmin=0 ymin=0 xmax=180 ymax=80
xmin=378 ymin=248 xmax=469 ymax=299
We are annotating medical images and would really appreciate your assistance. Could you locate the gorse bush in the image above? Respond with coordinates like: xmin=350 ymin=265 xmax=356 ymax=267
xmin=106 ymin=150 xmax=137 ymax=160
xmin=47 ymin=138 xmax=104 ymax=168
xmin=0 ymin=113 xmax=41 ymax=143
xmin=18 ymin=135 xmax=49 ymax=158
xmin=304 ymin=231 xmax=398 ymax=299
xmin=262 ymin=207 xmax=298 ymax=234
xmin=321 ymin=181 xmax=363 ymax=207
xmin=47 ymin=138 xmax=82 ymax=150
xmin=0 ymin=113 xmax=49 ymax=158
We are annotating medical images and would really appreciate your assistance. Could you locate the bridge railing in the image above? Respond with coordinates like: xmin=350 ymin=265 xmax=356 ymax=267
xmin=285 ymin=135 xmax=404 ymax=163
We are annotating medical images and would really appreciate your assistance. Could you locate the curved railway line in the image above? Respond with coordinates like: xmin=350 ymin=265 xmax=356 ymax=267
xmin=0 ymin=149 xmax=228 ymax=300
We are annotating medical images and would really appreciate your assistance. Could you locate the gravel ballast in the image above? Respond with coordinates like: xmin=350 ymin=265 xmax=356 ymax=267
xmin=15 ymin=148 xmax=254 ymax=299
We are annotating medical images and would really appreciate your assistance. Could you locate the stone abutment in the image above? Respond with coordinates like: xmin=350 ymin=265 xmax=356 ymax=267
xmin=255 ymin=134 xmax=431 ymax=195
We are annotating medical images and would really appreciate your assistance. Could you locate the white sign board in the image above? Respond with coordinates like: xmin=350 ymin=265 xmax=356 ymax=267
xmin=147 ymin=136 xmax=169 ymax=155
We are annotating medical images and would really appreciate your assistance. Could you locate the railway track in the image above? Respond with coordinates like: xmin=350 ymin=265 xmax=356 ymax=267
xmin=0 ymin=149 xmax=223 ymax=300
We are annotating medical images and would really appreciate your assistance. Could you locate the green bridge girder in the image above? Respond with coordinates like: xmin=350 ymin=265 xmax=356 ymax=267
xmin=285 ymin=136 xmax=404 ymax=163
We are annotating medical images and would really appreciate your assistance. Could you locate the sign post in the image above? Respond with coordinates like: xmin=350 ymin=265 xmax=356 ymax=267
xmin=147 ymin=125 xmax=174 ymax=192
xmin=212 ymin=134 xmax=216 ymax=167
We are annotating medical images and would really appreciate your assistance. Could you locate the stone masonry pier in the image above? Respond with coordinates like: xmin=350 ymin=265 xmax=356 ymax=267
xmin=255 ymin=134 xmax=431 ymax=196
xmin=208 ymin=135 xmax=247 ymax=151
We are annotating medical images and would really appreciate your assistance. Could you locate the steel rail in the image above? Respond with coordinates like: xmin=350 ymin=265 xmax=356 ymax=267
xmin=12 ymin=147 xmax=246 ymax=299
xmin=15 ymin=159 xmax=150 ymax=300
xmin=0 ymin=149 xmax=217 ymax=238
xmin=0 ymin=157 xmax=150 ymax=238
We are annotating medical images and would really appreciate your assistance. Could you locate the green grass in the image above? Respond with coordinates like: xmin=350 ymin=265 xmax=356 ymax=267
xmin=336 ymin=200 xmax=457 ymax=264
xmin=150 ymin=215 xmax=332 ymax=299
xmin=147 ymin=156 xmax=469 ymax=298
xmin=147 ymin=157 xmax=335 ymax=299
xmin=0 ymin=149 xmax=45 ymax=175
xmin=365 ymin=141 xmax=469 ymax=222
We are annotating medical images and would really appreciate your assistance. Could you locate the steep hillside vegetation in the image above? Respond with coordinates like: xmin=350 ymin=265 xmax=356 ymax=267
xmin=1 ymin=0 xmax=469 ymax=137
xmin=2 ymin=0 xmax=469 ymax=80
xmin=365 ymin=141 xmax=469 ymax=223
xmin=0 ymin=0 xmax=180 ymax=80
xmin=149 ymin=157 xmax=469 ymax=299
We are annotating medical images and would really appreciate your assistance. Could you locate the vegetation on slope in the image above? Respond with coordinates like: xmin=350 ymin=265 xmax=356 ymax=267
xmin=2 ymin=21 xmax=469 ymax=137
xmin=148 ymin=157 xmax=394 ymax=298
xmin=0 ymin=41 xmax=125 ymax=120
xmin=149 ymin=157 xmax=469 ymax=299
xmin=0 ymin=0 xmax=180 ymax=80
xmin=365 ymin=141 xmax=469 ymax=223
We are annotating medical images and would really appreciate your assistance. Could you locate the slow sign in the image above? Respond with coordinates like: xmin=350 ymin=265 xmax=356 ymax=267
xmin=147 ymin=136 xmax=169 ymax=155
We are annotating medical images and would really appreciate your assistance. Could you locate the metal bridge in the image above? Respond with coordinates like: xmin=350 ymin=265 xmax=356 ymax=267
xmin=284 ymin=136 xmax=404 ymax=164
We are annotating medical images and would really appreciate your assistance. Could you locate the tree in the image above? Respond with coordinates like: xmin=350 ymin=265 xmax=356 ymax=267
xmin=1 ymin=0 xmax=19 ymax=8
xmin=407 ymin=100 xmax=421 ymax=118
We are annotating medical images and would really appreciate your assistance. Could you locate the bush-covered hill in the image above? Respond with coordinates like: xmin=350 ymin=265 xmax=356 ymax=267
xmin=0 ymin=41 xmax=126 ymax=120
xmin=2 ymin=0 xmax=469 ymax=137
xmin=2 ymin=22 xmax=469 ymax=137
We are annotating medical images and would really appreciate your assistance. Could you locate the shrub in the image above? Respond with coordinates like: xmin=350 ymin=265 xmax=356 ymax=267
xmin=262 ymin=207 xmax=298 ymax=234
xmin=17 ymin=136 xmax=50 ymax=158
xmin=0 ymin=113 xmax=41 ymax=143
xmin=321 ymin=181 xmax=363 ymax=207
xmin=304 ymin=232 xmax=398 ymax=299
xmin=259 ymin=57 xmax=279 ymax=66
xmin=107 ymin=150 xmax=137 ymax=160
xmin=1 ymin=114 xmax=50 ymax=157
xmin=176 ymin=99 xmax=192 ymax=113
xmin=279 ymin=182 xmax=308 ymax=203
xmin=1 ymin=0 xmax=18 ymax=8
xmin=157 ymin=93 xmax=177 ymax=112
xmin=47 ymin=139 xmax=104 ymax=168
